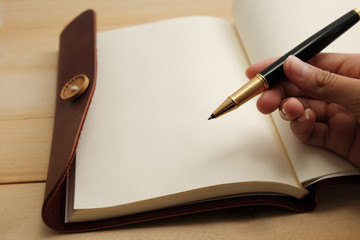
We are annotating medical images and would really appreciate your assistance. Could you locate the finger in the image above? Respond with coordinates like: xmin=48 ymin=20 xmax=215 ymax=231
xmin=279 ymin=98 xmax=328 ymax=147
xmin=284 ymin=55 xmax=360 ymax=122
xmin=289 ymin=108 xmax=318 ymax=144
xmin=279 ymin=98 xmax=326 ymax=145
xmin=309 ymin=53 xmax=360 ymax=78
xmin=283 ymin=97 xmax=343 ymax=123
xmin=290 ymin=106 xmax=356 ymax=159
xmin=278 ymin=97 xmax=326 ymax=145
xmin=257 ymin=81 xmax=303 ymax=114
xmin=279 ymin=98 xmax=304 ymax=121
xmin=288 ymin=98 xmax=357 ymax=159
xmin=257 ymin=88 xmax=283 ymax=114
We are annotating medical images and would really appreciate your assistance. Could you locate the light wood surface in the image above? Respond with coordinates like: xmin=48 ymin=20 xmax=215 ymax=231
xmin=1 ymin=0 xmax=360 ymax=239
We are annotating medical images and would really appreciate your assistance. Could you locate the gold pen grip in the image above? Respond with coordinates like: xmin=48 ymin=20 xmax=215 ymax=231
xmin=209 ymin=74 xmax=269 ymax=119
xmin=230 ymin=73 xmax=269 ymax=106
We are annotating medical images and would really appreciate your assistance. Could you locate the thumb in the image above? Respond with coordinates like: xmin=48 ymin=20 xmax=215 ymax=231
xmin=284 ymin=55 xmax=360 ymax=115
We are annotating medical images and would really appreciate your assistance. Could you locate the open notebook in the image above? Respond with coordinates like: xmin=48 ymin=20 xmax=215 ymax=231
xmin=42 ymin=0 xmax=360 ymax=232
xmin=66 ymin=0 xmax=360 ymax=222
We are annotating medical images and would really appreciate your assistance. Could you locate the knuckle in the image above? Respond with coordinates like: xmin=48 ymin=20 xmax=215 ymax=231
xmin=313 ymin=70 xmax=338 ymax=96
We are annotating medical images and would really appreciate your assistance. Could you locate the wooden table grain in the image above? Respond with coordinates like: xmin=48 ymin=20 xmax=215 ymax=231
xmin=1 ymin=0 xmax=360 ymax=239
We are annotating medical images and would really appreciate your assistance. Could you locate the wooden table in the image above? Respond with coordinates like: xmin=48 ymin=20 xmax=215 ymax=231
xmin=1 ymin=0 xmax=360 ymax=239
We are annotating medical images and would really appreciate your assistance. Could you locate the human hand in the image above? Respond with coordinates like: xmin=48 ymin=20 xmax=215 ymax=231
xmin=246 ymin=53 xmax=360 ymax=166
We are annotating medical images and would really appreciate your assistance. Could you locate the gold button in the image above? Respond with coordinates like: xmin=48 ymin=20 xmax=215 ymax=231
xmin=60 ymin=74 xmax=90 ymax=101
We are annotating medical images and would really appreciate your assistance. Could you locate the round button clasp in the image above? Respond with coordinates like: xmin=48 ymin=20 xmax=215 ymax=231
xmin=60 ymin=74 xmax=90 ymax=101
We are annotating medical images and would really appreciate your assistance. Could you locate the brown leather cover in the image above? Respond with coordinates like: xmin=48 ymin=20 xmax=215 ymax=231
xmin=42 ymin=10 xmax=360 ymax=232
xmin=42 ymin=9 xmax=97 ymax=231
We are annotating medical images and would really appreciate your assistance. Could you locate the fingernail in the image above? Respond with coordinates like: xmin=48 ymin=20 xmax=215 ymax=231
xmin=297 ymin=108 xmax=310 ymax=123
xmin=281 ymin=102 xmax=287 ymax=115
xmin=279 ymin=102 xmax=289 ymax=120
xmin=285 ymin=55 xmax=309 ymax=78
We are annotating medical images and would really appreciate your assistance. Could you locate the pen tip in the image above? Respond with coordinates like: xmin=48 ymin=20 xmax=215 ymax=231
xmin=208 ymin=114 xmax=215 ymax=120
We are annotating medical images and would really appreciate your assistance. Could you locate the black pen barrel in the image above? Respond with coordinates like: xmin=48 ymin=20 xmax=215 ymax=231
xmin=260 ymin=9 xmax=360 ymax=87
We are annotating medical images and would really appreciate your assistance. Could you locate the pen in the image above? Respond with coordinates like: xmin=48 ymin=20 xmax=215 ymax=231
xmin=209 ymin=8 xmax=360 ymax=120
